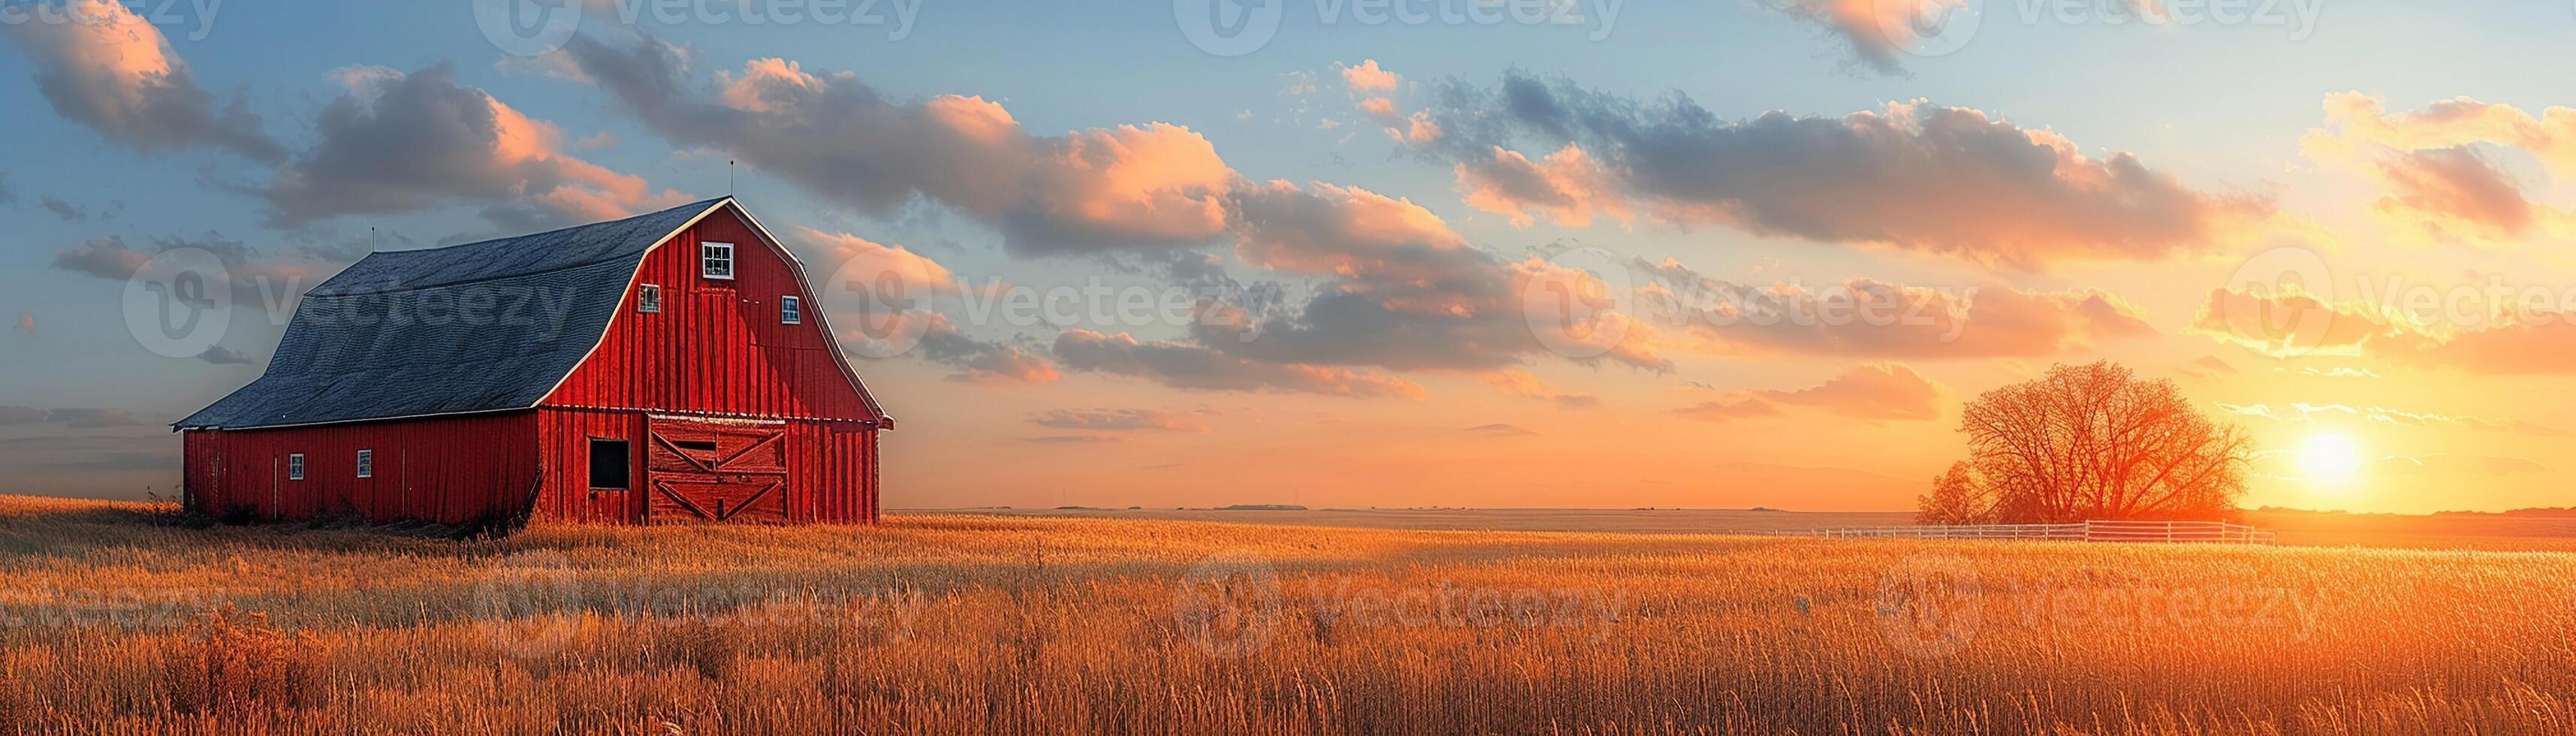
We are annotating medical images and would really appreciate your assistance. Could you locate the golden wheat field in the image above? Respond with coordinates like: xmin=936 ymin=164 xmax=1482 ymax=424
xmin=2 ymin=494 xmax=2572 ymax=734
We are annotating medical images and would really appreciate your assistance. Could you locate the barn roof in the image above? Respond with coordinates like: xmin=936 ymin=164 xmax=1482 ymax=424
xmin=176 ymin=198 xmax=885 ymax=430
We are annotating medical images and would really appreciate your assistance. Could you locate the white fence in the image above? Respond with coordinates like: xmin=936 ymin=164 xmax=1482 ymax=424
xmin=1796 ymin=520 xmax=2276 ymax=544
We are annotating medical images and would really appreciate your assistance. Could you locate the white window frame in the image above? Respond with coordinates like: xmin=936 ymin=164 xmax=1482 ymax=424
xmin=288 ymin=454 xmax=306 ymax=481
xmin=701 ymin=242 xmax=736 ymax=280
xmin=637 ymin=284 xmax=662 ymax=313
xmin=781 ymin=295 xmax=801 ymax=324
xmin=356 ymin=449 xmax=373 ymax=478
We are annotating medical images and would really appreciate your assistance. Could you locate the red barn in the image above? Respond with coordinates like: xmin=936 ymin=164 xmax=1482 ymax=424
xmin=176 ymin=198 xmax=891 ymax=526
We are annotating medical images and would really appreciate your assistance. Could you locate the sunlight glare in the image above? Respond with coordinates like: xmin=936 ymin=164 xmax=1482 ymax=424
xmin=2299 ymin=433 xmax=2364 ymax=482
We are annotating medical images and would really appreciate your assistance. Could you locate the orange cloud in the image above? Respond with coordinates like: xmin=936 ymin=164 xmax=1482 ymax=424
xmin=0 ymin=0 xmax=281 ymax=160
xmin=1638 ymin=259 xmax=2156 ymax=360
xmin=262 ymin=64 xmax=688 ymax=228
xmin=1031 ymin=409 xmax=1209 ymax=433
xmin=2303 ymin=94 xmax=2576 ymax=245
xmin=1340 ymin=59 xmax=1399 ymax=91
xmin=566 ymin=38 xmax=1241 ymax=256
xmin=795 ymin=228 xmax=960 ymax=296
xmin=1054 ymin=330 xmax=1427 ymax=399
xmin=1455 ymin=144 xmax=1630 ymax=228
xmin=1675 ymin=363 xmax=1944 ymax=423
xmin=2192 ymin=285 xmax=2576 ymax=375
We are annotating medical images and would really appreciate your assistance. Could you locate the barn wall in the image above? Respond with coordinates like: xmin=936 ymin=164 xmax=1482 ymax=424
xmin=787 ymin=419 xmax=879 ymax=523
xmin=535 ymin=408 xmax=877 ymax=524
xmin=182 ymin=412 xmax=541 ymax=524
xmin=544 ymin=207 xmax=878 ymax=423
xmin=532 ymin=407 xmax=647 ymax=523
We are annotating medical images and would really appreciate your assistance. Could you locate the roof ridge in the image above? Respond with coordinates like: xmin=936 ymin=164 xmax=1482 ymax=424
xmin=375 ymin=197 xmax=730 ymax=258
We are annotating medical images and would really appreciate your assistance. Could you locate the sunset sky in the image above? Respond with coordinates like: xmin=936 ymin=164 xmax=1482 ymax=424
xmin=3 ymin=0 xmax=2572 ymax=514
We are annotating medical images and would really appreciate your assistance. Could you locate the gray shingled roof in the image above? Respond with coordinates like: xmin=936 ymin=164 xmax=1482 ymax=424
xmin=176 ymin=199 xmax=729 ymax=430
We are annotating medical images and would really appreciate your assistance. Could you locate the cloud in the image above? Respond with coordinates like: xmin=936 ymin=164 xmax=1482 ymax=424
xmin=2304 ymin=93 xmax=2576 ymax=245
xmin=797 ymin=228 xmax=960 ymax=295
xmin=1021 ymin=434 xmax=1125 ymax=445
xmin=2311 ymin=92 xmax=2576 ymax=177
xmin=847 ymin=310 xmax=1057 ymax=385
xmin=1637 ymin=258 xmax=2155 ymax=359
xmin=0 ymin=0 xmax=282 ymax=161
xmin=2191 ymin=285 xmax=2576 ymax=374
xmin=1054 ymin=329 xmax=1427 ymax=399
xmin=1340 ymin=59 xmax=1399 ymax=91
xmin=2218 ymin=402 xmax=2565 ymax=437
xmin=40 ymin=197 xmax=86 ymax=222
xmin=1674 ymin=363 xmax=1943 ymax=423
xmin=1410 ymin=73 xmax=2269 ymax=267
xmin=195 ymin=345 xmax=256 ymax=366
xmin=1196 ymin=182 xmax=1672 ymax=375
xmin=2189 ymin=285 xmax=2433 ymax=358
xmin=561 ymin=41 xmax=1668 ymax=385
xmin=1463 ymin=423 xmax=1537 ymax=437
xmin=2175 ymin=354 xmax=2237 ymax=379
xmin=260 ymin=63 xmax=689 ymax=229
xmin=47 ymin=234 xmax=316 ymax=294
xmin=1472 ymin=369 xmax=1603 ymax=409
xmin=0 ymin=406 xmax=143 ymax=429
xmin=562 ymin=37 xmax=1233 ymax=255
xmin=49 ymin=236 xmax=152 ymax=279
xmin=1766 ymin=0 xmax=2162 ymax=75
xmin=1454 ymin=143 xmax=1629 ymax=228
xmin=2376 ymin=454 xmax=2550 ymax=475
xmin=1030 ymin=409 xmax=1208 ymax=433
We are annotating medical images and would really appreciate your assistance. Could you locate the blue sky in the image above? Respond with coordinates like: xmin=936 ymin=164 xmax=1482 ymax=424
xmin=5 ymin=0 xmax=2575 ymax=512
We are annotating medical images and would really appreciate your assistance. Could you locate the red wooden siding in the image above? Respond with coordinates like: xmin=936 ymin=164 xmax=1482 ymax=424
xmin=532 ymin=408 xmax=875 ymax=524
xmin=544 ymin=207 xmax=879 ymax=424
xmin=532 ymin=407 xmax=647 ymax=523
xmin=180 ymin=201 xmax=885 ymax=528
xmin=181 ymin=412 xmax=541 ymax=524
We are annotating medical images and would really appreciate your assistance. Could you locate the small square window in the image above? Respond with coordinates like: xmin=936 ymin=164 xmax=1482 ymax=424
xmin=701 ymin=242 xmax=735 ymax=280
xmin=638 ymin=284 xmax=662 ymax=313
xmin=590 ymin=439 xmax=630 ymax=490
xmin=356 ymin=450 xmax=373 ymax=478
xmin=781 ymin=296 xmax=802 ymax=324
xmin=288 ymin=454 xmax=306 ymax=481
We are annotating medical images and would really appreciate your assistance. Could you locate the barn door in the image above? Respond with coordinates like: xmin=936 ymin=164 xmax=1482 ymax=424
xmin=645 ymin=418 xmax=792 ymax=523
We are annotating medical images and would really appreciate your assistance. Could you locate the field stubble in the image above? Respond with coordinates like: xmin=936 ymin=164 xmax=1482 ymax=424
xmin=0 ymin=495 xmax=2571 ymax=734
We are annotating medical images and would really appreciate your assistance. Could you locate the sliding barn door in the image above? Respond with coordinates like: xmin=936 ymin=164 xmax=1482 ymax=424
xmin=644 ymin=417 xmax=792 ymax=523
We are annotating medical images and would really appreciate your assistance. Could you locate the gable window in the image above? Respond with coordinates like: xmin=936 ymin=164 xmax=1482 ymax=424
xmin=355 ymin=450 xmax=373 ymax=478
xmin=637 ymin=284 xmax=662 ymax=313
xmin=589 ymin=439 xmax=630 ymax=490
xmin=288 ymin=454 xmax=306 ymax=481
xmin=701 ymin=242 xmax=735 ymax=280
xmin=781 ymin=296 xmax=802 ymax=324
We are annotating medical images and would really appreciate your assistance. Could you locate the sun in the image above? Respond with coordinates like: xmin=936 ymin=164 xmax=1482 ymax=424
xmin=2298 ymin=433 xmax=2364 ymax=482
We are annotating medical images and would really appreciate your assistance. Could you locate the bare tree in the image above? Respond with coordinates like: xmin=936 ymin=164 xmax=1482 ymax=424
xmin=1930 ymin=361 xmax=2252 ymax=523
xmin=1915 ymin=462 xmax=1988 ymax=525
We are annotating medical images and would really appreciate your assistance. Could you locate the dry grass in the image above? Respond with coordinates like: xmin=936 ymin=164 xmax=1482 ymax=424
xmin=1 ymin=494 xmax=2571 ymax=734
